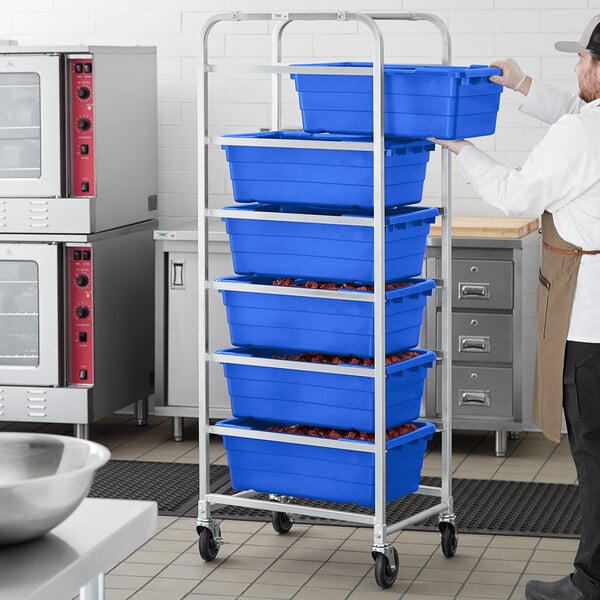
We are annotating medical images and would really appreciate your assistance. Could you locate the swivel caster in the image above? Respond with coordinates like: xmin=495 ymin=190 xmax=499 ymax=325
xmin=372 ymin=546 xmax=399 ymax=589
xmin=439 ymin=521 xmax=458 ymax=558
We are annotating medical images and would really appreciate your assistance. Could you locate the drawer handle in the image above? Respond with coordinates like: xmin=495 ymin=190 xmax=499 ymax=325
xmin=459 ymin=389 xmax=490 ymax=406
xmin=458 ymin=282 xmax=490 ymax=299
xmin=459 ymin=335 xmax=490 ymax=353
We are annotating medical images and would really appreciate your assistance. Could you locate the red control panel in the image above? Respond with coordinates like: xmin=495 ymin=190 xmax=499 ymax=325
xmin=68 ymin=246 xmax=93 ymax=385
xmin=69 ymin=58 xmax=95 ymax=197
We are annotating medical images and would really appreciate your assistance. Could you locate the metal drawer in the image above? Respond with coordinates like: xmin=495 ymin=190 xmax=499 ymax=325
xmin=435 ymin=365 xmax=514 ymax=418
xmin=436 ymin=258 xmax=513 ymax=309
xmin=448 ymin=312 xmax=513 ymax=363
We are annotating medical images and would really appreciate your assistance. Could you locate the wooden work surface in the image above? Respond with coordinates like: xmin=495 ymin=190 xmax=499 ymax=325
xmin=429 ymin=216 xmax=539 ymax=239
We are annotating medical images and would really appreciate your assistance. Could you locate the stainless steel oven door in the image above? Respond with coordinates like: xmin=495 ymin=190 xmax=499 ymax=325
xmin=0 ymin=243 xmax=60 ymax=385
xmin=0 ymin=54 xmax=61 ymax=197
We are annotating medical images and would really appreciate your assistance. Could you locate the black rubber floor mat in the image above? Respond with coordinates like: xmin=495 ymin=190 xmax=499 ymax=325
xmin=89 ymin=461 xmax=230 ymax=517
xmin=206 ymin=476 xmax=582 ymax=538
xmin=89 ymin=462 xmax=582 ymax=537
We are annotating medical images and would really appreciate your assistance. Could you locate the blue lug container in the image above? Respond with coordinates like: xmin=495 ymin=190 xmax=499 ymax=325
xmin=221 ymin=203 xmax=439 ymax=282
xmin=216 ymin=346 xmax=436 ymax=431
xmin=217 ymin=417 xmax=436 ymax=507
xmin=291 ymin=63 xmax=503 ymax=139
xmin=217 ymin=275 xmax=435 ymax=356
xmin=221 ymin=131 xmax=434 ymax=209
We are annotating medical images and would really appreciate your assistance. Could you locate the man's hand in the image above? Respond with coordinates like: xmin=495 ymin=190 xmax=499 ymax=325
xmin=489 ymin=57 xmax=530 ymax=93
xmin=428 ymin=137 xmax=472 ymax=155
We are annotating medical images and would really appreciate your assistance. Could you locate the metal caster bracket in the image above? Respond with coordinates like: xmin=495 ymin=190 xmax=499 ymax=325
xmin=268 ymin=494 xmax=296 ymax=516
xmin=370 ymin=543 xmax=398 ymax=566
xmin=196 ymin=519 xmax=223 ymax=547
xmin=438 ymin=513 xmax=458 ymax=532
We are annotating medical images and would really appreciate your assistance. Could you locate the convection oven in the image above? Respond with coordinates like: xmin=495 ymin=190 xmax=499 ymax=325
xmin=0 ymin=45 xmax=158 ymax=233
xmin=0 ymin=44 xmax=158 ymax=435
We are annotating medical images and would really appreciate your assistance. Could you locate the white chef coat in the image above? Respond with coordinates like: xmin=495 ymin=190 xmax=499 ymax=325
xmin=457 ymin=79 xmax=600 ymax=343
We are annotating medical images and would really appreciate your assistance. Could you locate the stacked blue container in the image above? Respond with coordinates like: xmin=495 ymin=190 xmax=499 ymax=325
xmin=215 ymin=62 xmax=503 ymax=507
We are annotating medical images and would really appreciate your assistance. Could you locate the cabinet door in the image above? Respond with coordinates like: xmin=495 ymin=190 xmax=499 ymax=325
xmin=167 ymin=251 xmax=199 ymax=407
xmin=164 ymin=245 xmax=233 ymax=415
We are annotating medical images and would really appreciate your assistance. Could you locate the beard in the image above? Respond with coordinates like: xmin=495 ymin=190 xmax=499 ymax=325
xmin=578 ymin=71 xmax=600 ymax=102
xmin=579 ymin=87 xmax=598 ymax=102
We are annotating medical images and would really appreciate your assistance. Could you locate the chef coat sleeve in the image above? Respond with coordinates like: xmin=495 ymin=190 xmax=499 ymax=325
xmin=519 ymin=79 xmax=585 ymax=124
xmin=456 ymin=114 xmax=585 ymax=216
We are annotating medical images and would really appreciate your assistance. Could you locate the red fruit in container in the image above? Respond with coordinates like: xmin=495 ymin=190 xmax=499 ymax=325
xmin=267 ymin=422 xmax=419 ymax=441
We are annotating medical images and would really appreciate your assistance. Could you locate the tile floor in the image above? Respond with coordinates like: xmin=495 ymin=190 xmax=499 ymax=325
xmin=1 ymin=415 xmax=580 ymax=600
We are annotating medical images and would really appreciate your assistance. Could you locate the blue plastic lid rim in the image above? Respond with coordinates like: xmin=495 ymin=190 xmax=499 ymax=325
xmin=290 ymin=62 xmax=502 ymax=86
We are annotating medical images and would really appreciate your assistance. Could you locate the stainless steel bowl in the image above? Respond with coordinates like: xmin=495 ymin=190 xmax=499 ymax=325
xmin=0 ymin=433 xmax=110 ymax=545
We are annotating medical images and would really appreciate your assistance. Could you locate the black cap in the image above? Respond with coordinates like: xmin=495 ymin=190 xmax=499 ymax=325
xmin=556 ymin=15 xmax=600 ymax=54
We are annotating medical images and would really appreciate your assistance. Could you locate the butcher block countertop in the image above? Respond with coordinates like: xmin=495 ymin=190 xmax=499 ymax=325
xmin=429 ymin=216 xmax=539 ymax=239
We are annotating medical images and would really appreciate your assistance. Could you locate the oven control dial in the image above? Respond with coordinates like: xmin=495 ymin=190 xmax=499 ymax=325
xmin=77 ymin=86 xmax=90 ymax=100
xmin=75 ymin=305 xmax=90 ymax=319
xmin=77 ymin=118 xmax=91 ymax=131
xmin=75 ymin=274 xmax=89 ymax=287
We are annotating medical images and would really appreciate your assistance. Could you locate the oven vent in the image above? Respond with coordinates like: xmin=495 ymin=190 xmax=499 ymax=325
xmin=27 ymin=390 xmax=47 ymax=418
xmin=27 ymin=201 xmax=50 ymax=229
xmin=0 ymin=389 xmax=4 ymax=416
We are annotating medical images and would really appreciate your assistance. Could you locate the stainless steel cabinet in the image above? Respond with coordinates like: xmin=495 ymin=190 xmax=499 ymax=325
xmin=153 ymin=221 xmax=232 ymax=440
xmin=423 ymin=218 xmax=540 ymax=456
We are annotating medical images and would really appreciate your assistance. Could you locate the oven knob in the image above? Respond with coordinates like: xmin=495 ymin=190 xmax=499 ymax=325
xmin=75 ymin=274 xmax=89 ymax=287
xmin=76 ymin=305 xmax=89 ymax=319
xmin=77 ymin=86 xmax=90 ymax=100
xmin=77 ymin=118 xmax=91 ymax=131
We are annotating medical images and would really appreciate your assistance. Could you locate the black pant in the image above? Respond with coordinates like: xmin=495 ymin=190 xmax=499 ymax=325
xmin=564 ymin=341 xmax=600 ymax=599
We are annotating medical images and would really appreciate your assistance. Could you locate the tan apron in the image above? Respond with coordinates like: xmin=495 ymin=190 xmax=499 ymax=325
xmin=533 ymin=211 xmax=600 ymax=442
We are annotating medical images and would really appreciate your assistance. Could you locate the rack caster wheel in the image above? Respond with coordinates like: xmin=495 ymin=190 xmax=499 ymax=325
xmin=271 ymin=511 xmax=294 ymax=534
xmin=198 ymin=527 xmax=220 ymax=562
xmin=373 ymin=547 xmax=399 ymax=589
xmin=439 ymin=522 xmax=458 ymax=558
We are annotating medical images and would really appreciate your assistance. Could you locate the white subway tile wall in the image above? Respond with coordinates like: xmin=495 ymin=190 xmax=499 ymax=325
xmin=0 ymin=1 xmax=592 ymax=217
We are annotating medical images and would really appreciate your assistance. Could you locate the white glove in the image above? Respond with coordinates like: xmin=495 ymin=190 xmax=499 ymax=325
xmin=428 ymin=138 xmax=473 ymax=156
xmin=489 ymin=57 xmax=526 ymax=91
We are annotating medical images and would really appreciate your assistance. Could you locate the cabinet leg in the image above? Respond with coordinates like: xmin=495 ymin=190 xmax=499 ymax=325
xmin=135 ymin=398 xmax=148 ymax=426
xmin=495 ymin=430 xmax=507 ymax=457
xmin=173 ymin=417 xmax=184 ymax=442
xmin=74 ymin=423 xmax=89 ymax=439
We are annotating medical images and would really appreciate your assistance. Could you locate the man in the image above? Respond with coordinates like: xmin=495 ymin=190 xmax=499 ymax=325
xmin=430 ymin=15 xmax=600 ymax=600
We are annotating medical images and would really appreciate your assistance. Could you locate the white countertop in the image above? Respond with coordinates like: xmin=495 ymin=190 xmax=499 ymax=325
xmin=0 ymin=498 xmax=157 ymax=600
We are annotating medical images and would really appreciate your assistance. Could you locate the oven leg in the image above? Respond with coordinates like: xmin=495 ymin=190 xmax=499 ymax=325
xmin=135 ymin=398 xmax=148 ymax=426
xmin=74 ymin=423 xmax=89 ymax=439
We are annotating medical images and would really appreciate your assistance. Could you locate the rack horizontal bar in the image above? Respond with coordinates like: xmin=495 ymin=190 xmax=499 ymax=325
xmin=212 ymin=135 xmax=373 ymax=152
xmin=208 ymin=351 xmax=375 ymax=378
xmin=207 ymin=64 xmax=374 ymax=76
xmin=209 ymin=208 xmax=374 ymax=227
xmin=387 ymin=501 xmax=449 ymax=535
xmin=210 ymin=423 xmax=376 ymax=452
xmin=212 ymin=279 xmax=374 ymax=302
xmin=206 ymin=492 xmax=376 ymax=526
